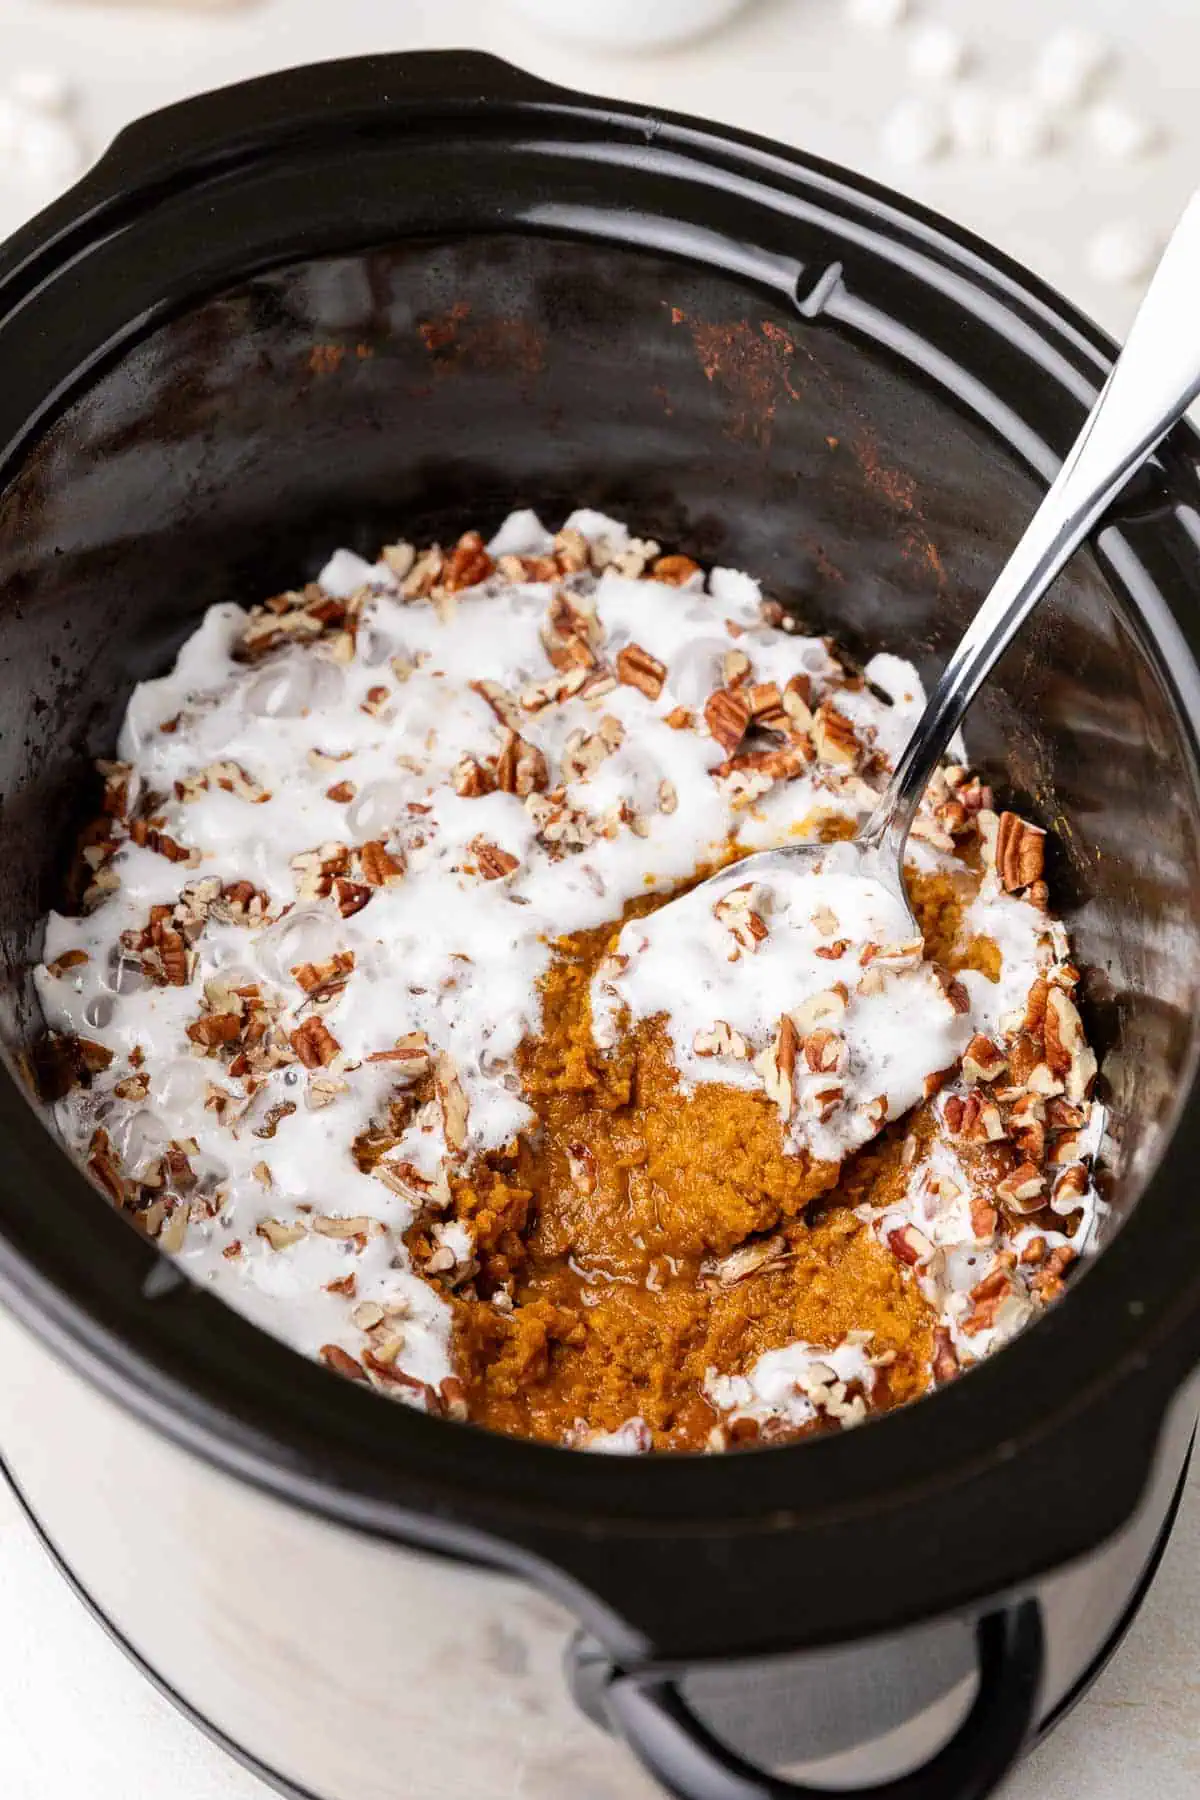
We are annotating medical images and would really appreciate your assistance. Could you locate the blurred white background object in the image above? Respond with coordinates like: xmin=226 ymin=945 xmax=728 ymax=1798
xmin=3 ymin=2 xmax=1200 ymax=1798
xmin=505 ymin=0 xmax=750 ymax=51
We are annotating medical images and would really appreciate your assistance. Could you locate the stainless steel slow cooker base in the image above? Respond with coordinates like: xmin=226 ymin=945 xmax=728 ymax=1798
xmin=0 ymin=1302 xmax=1193 ymax=1800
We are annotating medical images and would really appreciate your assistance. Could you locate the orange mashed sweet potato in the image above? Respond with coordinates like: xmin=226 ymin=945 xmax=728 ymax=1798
xmin=408 ymin=864 xmax=990 ymax=1453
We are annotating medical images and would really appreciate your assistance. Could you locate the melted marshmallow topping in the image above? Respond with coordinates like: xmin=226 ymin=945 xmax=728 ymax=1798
xmin=594 ymin=842 xmax=973 ymax=1164
xmin=34 ymin=509 xmax=1100 ymax=1440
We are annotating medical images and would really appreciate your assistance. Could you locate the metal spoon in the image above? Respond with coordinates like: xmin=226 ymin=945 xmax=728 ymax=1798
xmin=694 ymin=190 xmax=1200 ymax=923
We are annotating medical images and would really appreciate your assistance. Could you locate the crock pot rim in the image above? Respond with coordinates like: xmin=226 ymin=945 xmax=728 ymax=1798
xmin=2 ymin=48 xmax=1200 ymax=1663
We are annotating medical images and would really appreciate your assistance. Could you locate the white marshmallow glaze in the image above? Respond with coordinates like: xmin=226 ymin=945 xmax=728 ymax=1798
xmin=35 ymin=511 xmax=1099 ymax=1443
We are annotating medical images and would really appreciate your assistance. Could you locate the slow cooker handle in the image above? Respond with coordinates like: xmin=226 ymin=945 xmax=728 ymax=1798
xmin=569 ymin=1599 xmax=1043 ymax=1800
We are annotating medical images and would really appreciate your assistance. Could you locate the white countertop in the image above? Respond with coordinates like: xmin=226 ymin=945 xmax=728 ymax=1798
xmin=2 ymin=2 xmax=1199 ymax=1796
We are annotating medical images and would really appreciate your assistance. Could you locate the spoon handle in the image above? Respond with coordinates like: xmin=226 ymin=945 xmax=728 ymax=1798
xmin=867 ymin=188 xmax=1200 ymax=863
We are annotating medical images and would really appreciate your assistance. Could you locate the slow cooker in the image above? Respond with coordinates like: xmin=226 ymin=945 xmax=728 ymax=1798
xmin=1 ymin=50 xmax=1199 ymax=1800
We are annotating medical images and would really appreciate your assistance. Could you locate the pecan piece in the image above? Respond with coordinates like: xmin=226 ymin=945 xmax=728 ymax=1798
xmin=995 ymin=1162 xmax=1045 ymax=1213
xmin=812 ymin=700 xmax=859 ymax=766
xmin=320 ymin=1344 xmax=370 ymax=1383
xmin=290 ymin=1018 xmax=341 ymax=1068
xmin=470 ymin=678 xmax=523 ymax=730
xmin=650 ymin=553 xmax=701 ymax=586
xmin=366 ymin=1031 xmax=432 ymax=1075
xmin=961 ymin=1034 xmax=1008 ymax=1084
xmin=995 ymin=811 xmax=1046 ymax=893
xmin=435 ymin=1052 xmax=469 ymax=1153
xmin=357 ymin=839 xmax=404 ymax=887
xmin=452 ymin=753 xmax=496 ymax=798
xmin=931 ymin=1327 xmax=959 ymax=1384
xmin=333 ymin=877 xmax=373 ymax=918
xmin=713 ymin=883 xmax=769 ymax=954
xmin=755 ymin=1015 xmax=799 ymax=1121
xmin=185 ymin=1012 xmax=242 ymax=1050
xmin=889 ymin=1224 xmax=932 ymax=1266
xmin=616 ymin=643 xmax=667 ymax=700
xmin=442 ymin=530 xmax=494 ymax=593
xmin=804 ymin=1027 xmax=847 ymax=1075
xmin=704 ymin=686 xmax=750 ymax=752
xmin=692 ymin=1020 xmax=750 ymax=1060
xmin=469 ymin=836 xmax=520 ymax=880
xmin=495 ymin=730 xmax=549 ymax=797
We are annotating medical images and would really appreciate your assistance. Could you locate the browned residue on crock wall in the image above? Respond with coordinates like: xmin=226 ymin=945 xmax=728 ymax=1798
xmin=668 ymin=303 xmax=948 ymax=599
xmin=851 ymin=427 xmax=948 ymax=596
xmin=668 ymin=307 xmax=802 ymax=448
xmin=417 ymin=302 xmax=545 ymax=379
xmin=307 ymin=343 xmax=374 ymax=375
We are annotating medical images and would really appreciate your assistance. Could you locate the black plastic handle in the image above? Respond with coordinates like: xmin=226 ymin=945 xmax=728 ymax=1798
xmin=571 ymin=1600 xmax=1044 ymax=1800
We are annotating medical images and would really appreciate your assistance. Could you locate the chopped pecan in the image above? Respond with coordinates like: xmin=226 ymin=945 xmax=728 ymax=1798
xmin=792 ymin=986 xmax=849 ymax=1033
xmin=932 ymin=967 xmax=970 ymax=1015
xmin=970 ymin=1196 xmax=999 ymax=1241
xmin=469 ymin=836 xmax=520 ymax=880
xmin=713 ymin=883 xmax=769 ymax=954
xmin=290 ymin=1018 xmax=341 ymax=1068
xmin=258 ymin=1217 xmax=307 ymax=1251
xmin=722 ymin=649 xmax=751 ymax=688
xmin=542 ymin=590 xmax=602 ymax=671
xmin=333 ymin=877 xmax=373 ymax=918
xmin=961 ymin=1034 xmax=1007 ymax=1084
xmin=452 ymin=753 xmax=496 ymax=798
xmin=442 ymin=530 xmax=494 ymax=593
xmin=553 ymin=527 xmax=591 ymax=574
xmin=995 ymin=1162 xmax=1045 ymax=1213
xmin=320 ymin=1344 xmax=370 ymax=1383
xmin=326 ymin=780 xmax=357 ymax=803
xmin=495 ymin=729 xmax=549 ymax=797
xmin=804 ymin=1027 xmax=847 ymax=1075
xmin=366 ymin=1031 xmax=432 ymax=1075
xmin=435 ymin=1052 xmax=469 ymax=1152
xmin=704 ymin=686 xmax=750 ymax=752
xmin=888 ymin=1224 xmax=932 ymax=1266
xmin=520 ymin=666 xmax=590 ymax=712
xmin=995 ymin=811 xmax=1046 ymax=892
xmin=252 ymin=1101 xmax=297 ymax=1140
xmin=1042 ymin=986 xmax=1081 ymax=1076
xmin=561 ymin=716 xmax=624 ymax=783
xmin=931 ymin=1327 xmax=959 ymax=1383
xmin=186 ymin=1012 xmax=242 ymax=1051
xmin=756 ymin=1015 xmax=799 ymax=1121
xmin=470 ymin=678 xmax=523 ymax=730
xmin=1030 ymin=1244 xmax=1077 ymax=1301
xmin=616 ymin=643 xmax=667 ymax=700
xmin=1052 ymin=1163 xmax=1090 ymax=1208
xmin=812 ymin=700 xmax=859 ymax=766
xmin=45 ymin=948 xmax=89 ymax=979
xmin=745 ymin=680 xmax=787 ymax=732
xmin=128 ymin=819 xmax=196 ymax=864
xmin=1045 ymin=1097 xmax=1086 ymax=1131
xmin=357 ymin=839 xmax=405 ymax=887
xmin=650 ymin=553 xmax=701 ymax=586
xmin=692 ymin=1020 xmax=750 ymax=1060
xmin=402 ymin=546 xmax=445 ymax=599
xmin=707 ymin=1235 xmax=786 ymax=1285
xmin=291 ymin=950 xmax=355 ymax=996
xmin=781 ymin=674 xmax=814 ymax=735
